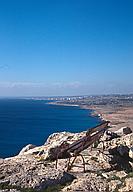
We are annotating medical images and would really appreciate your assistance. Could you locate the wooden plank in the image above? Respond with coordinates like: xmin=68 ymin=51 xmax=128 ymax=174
xmin=59 ymin=121 xmax=109 ymax=156
xmin=86 ymin=121 xmax=110 ymax=136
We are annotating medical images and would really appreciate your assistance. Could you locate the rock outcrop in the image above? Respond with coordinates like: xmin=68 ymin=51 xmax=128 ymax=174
xmin=19 ymin=144 xmax=36 ymax=155
xmin=115 ymin=126 xmax=132 ymax=136
xmin=0 ymin=155 xmax=75 ymax=191
xmin=0 ymin=127 xmax=133 ymax=192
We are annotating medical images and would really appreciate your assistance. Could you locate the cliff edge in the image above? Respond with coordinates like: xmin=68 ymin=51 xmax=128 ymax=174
xmin=0 ymin=126 xmax=133 ymax=192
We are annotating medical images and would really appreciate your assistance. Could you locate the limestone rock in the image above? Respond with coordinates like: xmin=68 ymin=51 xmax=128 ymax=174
xmin=1 ymin=130 xmax=133 ymax=192
xmin=99 ymin=132 xmax=133 ymax=150
xmin=129 ymin=147 xmax=133 ymax=159
xmin=115 ymin=127 xmax=132 ymax=136
xmin=115 ymin=171 xmax=127 ymax=179
xmin=18 ymin=144 xmax=36 ymax=155
xmin=62 ymin=173 xmax=108 ymax=192
xmin=97 ymin=152 xmax=113 ymax=170
xmin=0 ymin=159 xmax=4 ymax=165
xmin=119 ymin=177 xmax=133 ymax=192
xmin=101 ymin=130 xmax=119 ymax=141
xmin=108 ymin=180 xmax=122 ymax=192
xmin=0 ymin=156 xmax=75 ymax=191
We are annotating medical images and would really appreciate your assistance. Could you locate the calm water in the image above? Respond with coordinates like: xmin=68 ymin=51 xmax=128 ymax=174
xmin=0 ymin=99 xmax=101 ymax=158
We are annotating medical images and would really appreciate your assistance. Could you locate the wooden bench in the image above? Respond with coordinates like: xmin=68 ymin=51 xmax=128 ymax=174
xmin=55 ymin=121 xmax=110 ymax=172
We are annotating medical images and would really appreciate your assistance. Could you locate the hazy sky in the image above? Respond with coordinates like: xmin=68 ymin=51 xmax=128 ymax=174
xmin=0 ymin=0 xmax=133 ymax=96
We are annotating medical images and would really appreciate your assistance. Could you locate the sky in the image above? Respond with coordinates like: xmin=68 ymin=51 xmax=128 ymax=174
xmin=0 ymin=0 xmax=133 ymax=96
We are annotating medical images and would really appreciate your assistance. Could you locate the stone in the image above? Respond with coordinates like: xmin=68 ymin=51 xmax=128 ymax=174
xmin=101 ymin=173 xmax=109 ymax=179
xmin=115 ymin=127 xmax=132 ymax=136
xmin=108 ymin=180 xmax=122 ymax=192
xmin=100 ymin=133 xmax=133 ymax=151
xmin=0 ymin=155 xmax=75 ymax=191
xmin=102 ymin=130 xmax=119 ymax=141
xmin=62 ymin=173 xmax=109 ymax=192
xmin=115 ymin=171 xmax=127 ymax=179
xmin=119 ymin=177 xmax=133 ymax=192
xmin=129 ymin=147 xmax=133 ymax=159
xmin=0 ymin=159 xmax=4 ymax=164
xmin=18 ymin=144 xmax=36 ymax=155
xmin=1 ymin=130 xmax=133 ymax=192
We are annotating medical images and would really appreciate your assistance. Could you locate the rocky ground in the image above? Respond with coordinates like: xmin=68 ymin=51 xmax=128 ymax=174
xmin=89 ymin=105 xmax=133 ymax=132
xmin=0 ymin=124 xmax=133 ymax=192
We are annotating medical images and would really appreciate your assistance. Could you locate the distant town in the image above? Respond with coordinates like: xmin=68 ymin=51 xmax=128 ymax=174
xmin=25 ymin=94 xmax=133 ymax=107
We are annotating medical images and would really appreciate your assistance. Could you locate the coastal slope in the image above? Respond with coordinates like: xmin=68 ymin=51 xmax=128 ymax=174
xmin=0 ymin=124 xmax=133 ymax=192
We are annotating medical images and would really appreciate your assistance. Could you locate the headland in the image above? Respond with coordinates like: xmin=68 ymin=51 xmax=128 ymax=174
xmin=48 ymin=94 xmax=133 ymax=132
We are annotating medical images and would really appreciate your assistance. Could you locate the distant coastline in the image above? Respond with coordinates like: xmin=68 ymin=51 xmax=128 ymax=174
xmin=47 ymin=98 xmax=133 ymax=132
xmin=47 ymin=101 xmax=103 ymax=122
xmin=47 ymin=101 xmax=79 ymax=107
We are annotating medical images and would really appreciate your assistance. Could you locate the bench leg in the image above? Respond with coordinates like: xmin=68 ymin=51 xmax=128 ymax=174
xmin=67 ymin=156 xmax=77 ymax=171
xmin=79 ymin=154 xmax=86 ymax=172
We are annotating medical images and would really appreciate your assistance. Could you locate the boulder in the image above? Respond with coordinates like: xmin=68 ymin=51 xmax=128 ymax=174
xmin=99 ymin=133 xmax=133 ymax=151
xmin=101 ymin=130 xmax=119 ymax=141
xmin=115 ymin=127 xmax=132 ymax=136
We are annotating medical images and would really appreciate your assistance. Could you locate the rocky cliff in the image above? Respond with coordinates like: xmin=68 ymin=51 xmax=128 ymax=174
xmin=0 ymin=126 xmax=133 ymax=192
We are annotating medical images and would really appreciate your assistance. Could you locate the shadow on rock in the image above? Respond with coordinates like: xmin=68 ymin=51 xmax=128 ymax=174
xmin=109 ymin=145 xmax=133 ymax=173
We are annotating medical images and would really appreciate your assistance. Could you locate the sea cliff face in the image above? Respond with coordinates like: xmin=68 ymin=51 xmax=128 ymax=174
xmin=0 ymin=126 xmax=133 ymax=192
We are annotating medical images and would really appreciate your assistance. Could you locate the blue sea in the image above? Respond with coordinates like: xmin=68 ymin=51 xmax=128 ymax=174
xmin=0 ymin=99 xmax=101 ymax=158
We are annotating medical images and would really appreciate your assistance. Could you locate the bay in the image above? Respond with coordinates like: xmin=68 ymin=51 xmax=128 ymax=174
xmin=0 ymin=99 xmax=101 ymax=158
